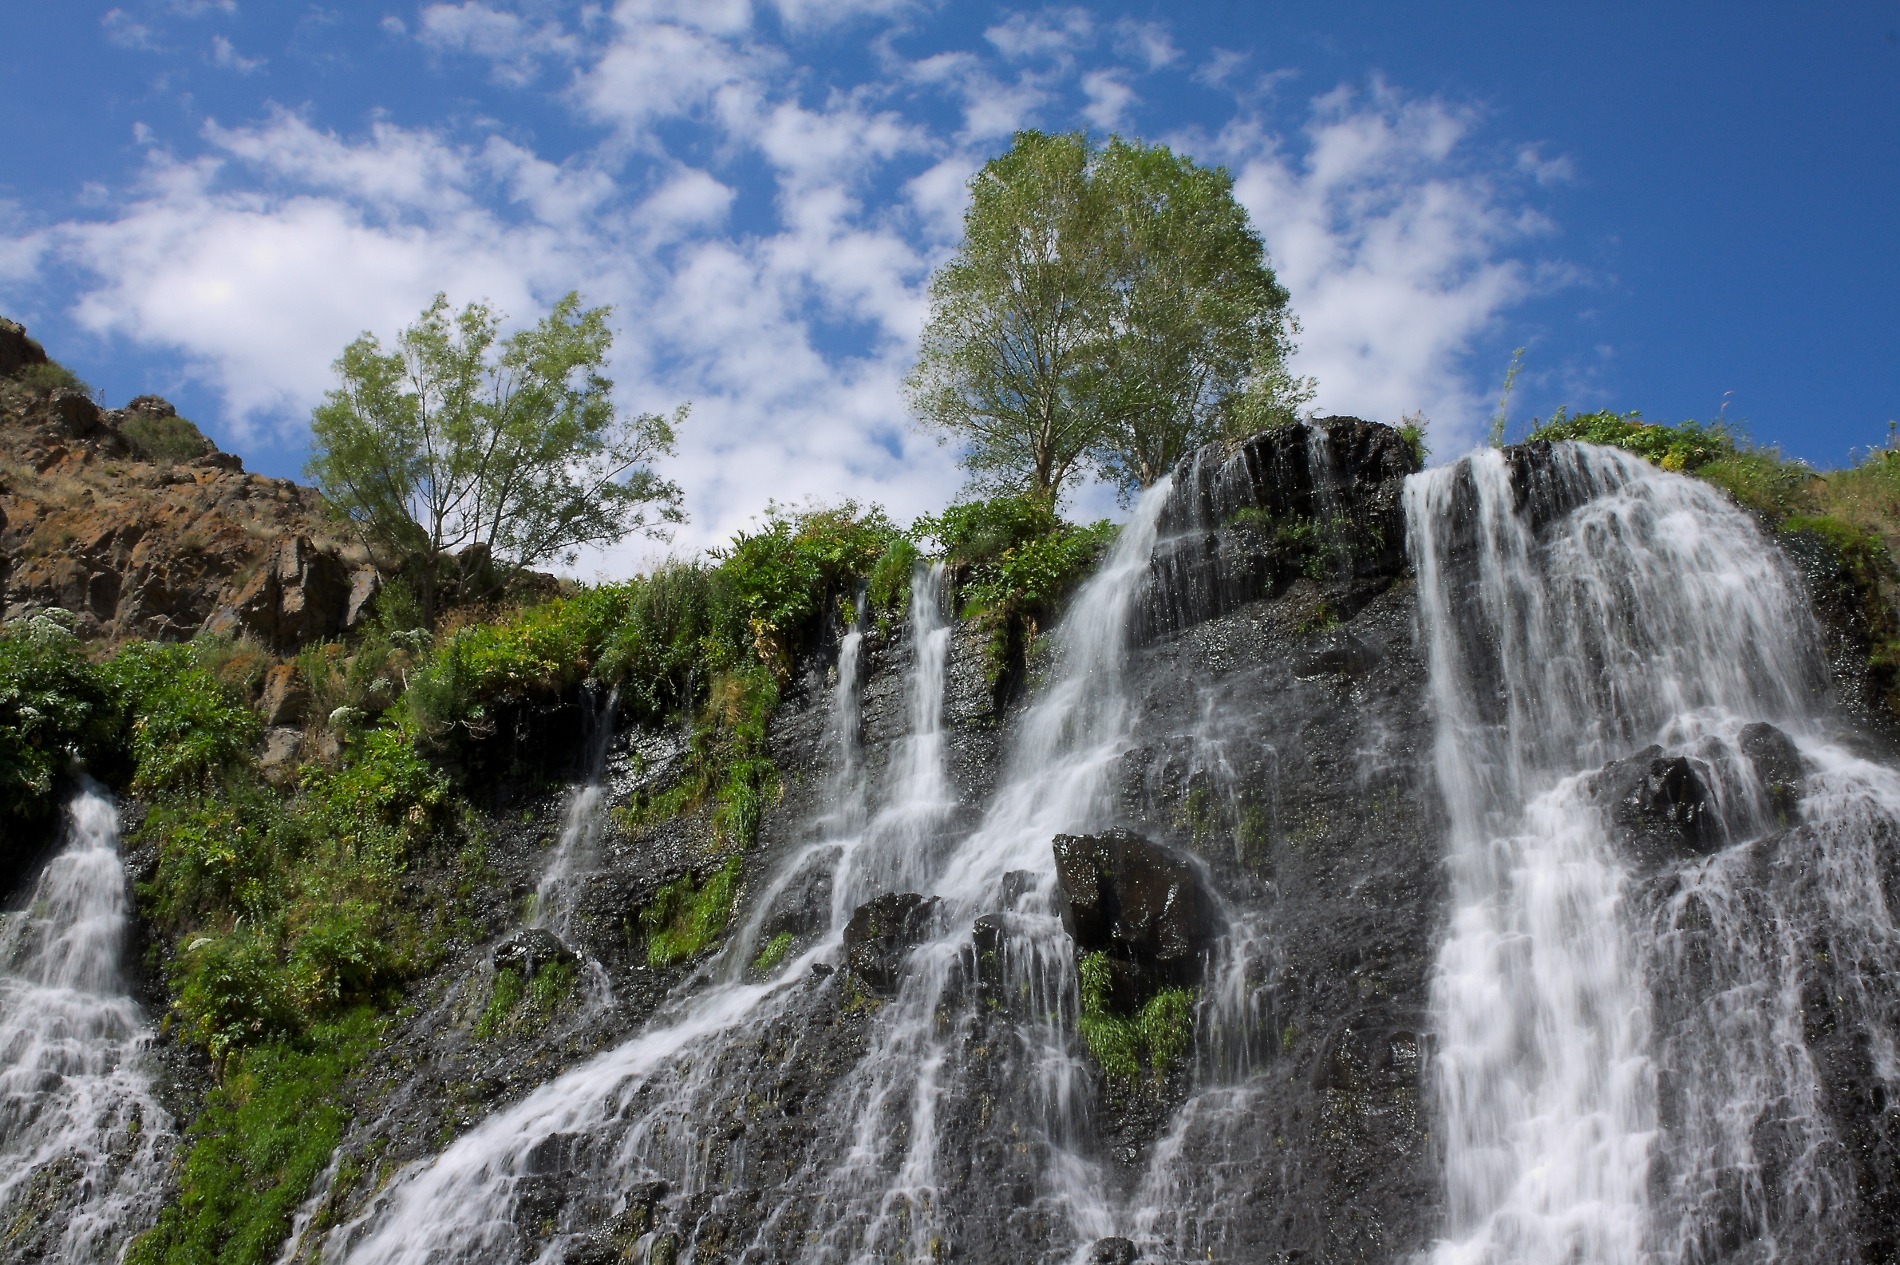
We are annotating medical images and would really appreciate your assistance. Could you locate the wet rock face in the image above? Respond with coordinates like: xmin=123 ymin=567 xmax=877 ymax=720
xmin=493 ymin=928 xmax=580 ymax=977
xmin=1594 ymin=745 xmax=1722 ymax=866
xmin=1739 ymin=721 xmax=1808 ymax=820
xmin=841 ymin=892 xmax=940 ymax=994
xmin=1141 ymin=416 xmax=1420 ymax=639
xmin=1051 ymin=829 xmax=1215 ymax=988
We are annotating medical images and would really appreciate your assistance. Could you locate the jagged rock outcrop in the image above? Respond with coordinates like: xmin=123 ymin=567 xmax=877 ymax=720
xmin=493 ymin=928 xmax=580 ymax=977
xmin=1740 ymin=720 xmax=1808 ymax=820
xmin=0 ymin=316 xmax=375 ymax=646
xmin=1592 ymin=744 xmax=1722 ymax=866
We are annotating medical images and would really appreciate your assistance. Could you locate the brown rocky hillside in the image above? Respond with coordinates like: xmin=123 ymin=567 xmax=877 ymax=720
xmin=0 ymin=317 xmax=380 ymax=649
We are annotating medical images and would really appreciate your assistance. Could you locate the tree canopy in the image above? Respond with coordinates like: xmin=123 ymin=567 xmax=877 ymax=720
xmin=308 ymin=292 xmax=685 ymax=622
xmin=906 ymin=130 xmax=1308 ymax=505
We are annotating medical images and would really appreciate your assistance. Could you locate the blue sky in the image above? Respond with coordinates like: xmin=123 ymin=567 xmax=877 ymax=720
xmin=3 ymin=1 xmax=1896 ymax=564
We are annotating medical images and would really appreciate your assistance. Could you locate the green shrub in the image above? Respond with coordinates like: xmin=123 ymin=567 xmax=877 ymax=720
xmin=918 ymin=494 xmax=1115 ymax=686
xmin=122 ymin=412 xmax=212 ymax=463
xmin=595 ymin=561 xmax=718 ymax=724
xmin=643 ymin=858 xmax=742 ymax=967
xmin=103 ymin=642 xmax=259 ymax=794
xmin=10 ymin=360 xmax=92 ymax=398
xmin=1074 ymin=950 xmax=1197 ymax=1086
xmin=172 ymin=929 xmax=303 ymax=1060
xmin=123 ymin=1012 xmax=376 ymax=1265
xmin=0 ymin=614 xmax=129 ymax=822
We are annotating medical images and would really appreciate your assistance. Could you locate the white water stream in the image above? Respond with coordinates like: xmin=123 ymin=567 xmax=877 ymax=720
xmin=0 ymin=782 xmax=170 ymax=1262
xmin=331 ymin=486 xmax=1174 ymax=1265
xmin=1409 ymin=443 xmax=1900 ymax=1262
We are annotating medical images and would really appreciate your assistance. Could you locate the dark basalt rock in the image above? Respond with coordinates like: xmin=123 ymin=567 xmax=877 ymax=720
xmin=842 ymin=892 xmax=939 ymax=993
xmin=759 ymin=855 xmax=835 ymax=940
xmin=1051 ymin=829 xmax=1216 ymax=990
xmin=493 ymin=927 xmax=579 ymax=977
xmin=1593 ymin=745 xmax=1721 ymax=866
xmin=1739 ymin=721 xmax=1808 ymax=821
xmin=1086 ymin=1236 xmax=1138 ymax=1264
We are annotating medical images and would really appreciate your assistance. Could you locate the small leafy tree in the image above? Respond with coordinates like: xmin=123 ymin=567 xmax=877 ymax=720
xmin=308 ymin=293 xmax=686 ymax=623
xmin=907 ymin=131 xmax=1309 ymax=505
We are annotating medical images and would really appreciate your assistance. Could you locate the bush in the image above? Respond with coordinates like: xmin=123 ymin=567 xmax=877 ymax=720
xmin=916 ymin=494 xmax=1116 ymax=686
xmin=122 ymin=412 xmax=212 ymax=463
xmin=1074 ymin=950 xmax=1196 ymax=1087
xmin=0 ymin=613 xmax=128 ymax=822
xmin=104 ymin=642 xmax=258 ymax=794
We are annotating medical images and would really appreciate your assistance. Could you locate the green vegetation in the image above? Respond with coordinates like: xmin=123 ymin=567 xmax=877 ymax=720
xmin=642 ymin=858 xmax=743 ymax=967
xmin=5 ymin=358 xmax=93 ymax=400
xmin=121 ymin=411 xmax=212 ymax=463
xmin=916 ymin=493 xmax=1117 ymax=686
xmin=125 ymin=1012 xmax=375 ymax=1265
xmin=308 ymin=292 xmax=686 ymax=623
xmin=753 ymin=930 xmax=795 ymax=973
xmin=1074 ymin=950 xmax=1197 ymax=1086
xmin=906 ymin=130 xmax=1307 ymax=504
xmin=475 ymin=959 xmax=578 ymax=1040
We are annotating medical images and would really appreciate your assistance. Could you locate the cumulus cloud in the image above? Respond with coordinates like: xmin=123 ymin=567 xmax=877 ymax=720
xmin=1218 ymin=83 xmax=1557 ymax=451
xmin=102 ymin=9 xmax=157 ymax=49
xmin=985 ymin=8 xmax=1093 ymax=63
xmin=15 ymin=6 xmax=1564 ymax=559
xmin=415 ymin=3 xmax=578 ymax=86
xmin=210 ymin=34 xmax=267 ymax=74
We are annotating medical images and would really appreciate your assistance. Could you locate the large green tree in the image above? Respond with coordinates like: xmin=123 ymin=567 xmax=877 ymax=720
xmin=308 ymin=293 xmax=686 ymax=622
xmin=905 ymin=131 xmax=1112 ymax=505
xmin=906 ymin=131 xmax=1308 ymax=504
xmin=1091 ymin=137 xmax=1307 ymax=495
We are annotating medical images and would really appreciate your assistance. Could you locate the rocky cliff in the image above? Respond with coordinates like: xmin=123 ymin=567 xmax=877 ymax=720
xmin=0 ymin=318 xmax=376 ymax=648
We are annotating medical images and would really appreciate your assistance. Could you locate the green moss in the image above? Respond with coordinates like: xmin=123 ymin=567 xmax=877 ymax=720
xmin=123 ymin=1011 xmax=377 ymax=1265
xmin=643 ymin=858 xmax=743 ymax=967
xmin=474 ymin=959 xmax=577 ymax=1040
xmin=1074 ymin=950 xmax=1197 ymax=1086
xmin=753 ymin=930 xmax=795 ymax=973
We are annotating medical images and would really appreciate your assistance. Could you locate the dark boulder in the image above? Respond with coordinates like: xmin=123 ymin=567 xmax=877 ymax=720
xmin=1739 ymin=721 xmax=1808 ymax=822
xmin=971 ymin=912 xmax=1008 ymax=995
xmin=1052 ymin=829 xmax=1216 ymax=988
xmin=493 ymin=927 xmax=579 ymax=978
xmin=1087 ymin=1237 xmax=1138 ymax=1265
xmin=842 ymin=892 xmax=939 ymax=993
xmin=1593 ymin=745 xmax=1721 ymax=867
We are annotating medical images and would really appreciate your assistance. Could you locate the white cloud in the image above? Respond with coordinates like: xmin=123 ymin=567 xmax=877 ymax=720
xmin=1111 ymin=18 xmax=1178 ymax=70
xmin=1516 ymin=144 xmax=1576 ymax=186
xmin=984 ymin=7 xmax=1093 ymax=63
xmin=1080 ymin=68 xmax=1135 ymax=131
xmin=210 ymin=34 xmax=267 ymax=74
xmin=102 ymin=9 xmax=157 ymax=49
xmin=20 ymin=9 xmax=1562 ymax=558
xmin=416 ymin=3 xmax=578 ymax=86
xmin=1218 ymin=83 xmax=1558 ymax=452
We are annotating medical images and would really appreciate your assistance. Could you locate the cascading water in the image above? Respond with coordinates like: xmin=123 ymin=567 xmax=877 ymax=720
xmin=328 ymin=567 xmax=951 ymax=1264
xmin=533 ymin=685 xmax=621 ymax=943
xmin=1408 ymin=442 xmax=1900 ymax=1261
xmin=329 ymin=484 xmax=1177 ymax=1265
xmin=0 ymin=782 xmax=170 ymax=1262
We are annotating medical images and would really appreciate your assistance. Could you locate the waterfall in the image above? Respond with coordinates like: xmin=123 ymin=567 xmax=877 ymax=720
xmin=0 ymin=782 xmax=171 ymax=1262
xmin=1408 ymin=442 xmax=1900 ymax=1261
xmin=328 ymin=566 xmax=947 ymax=1265
xmin=532 ymin=685 xmax=621 ymax=943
